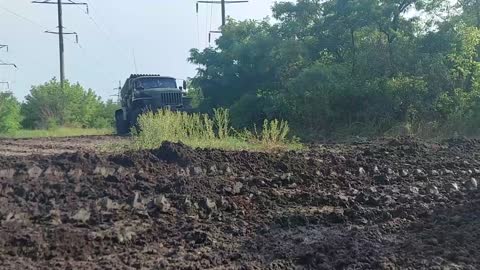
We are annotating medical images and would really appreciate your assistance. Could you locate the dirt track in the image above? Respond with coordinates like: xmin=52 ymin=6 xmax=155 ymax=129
xmin=0 ymin=136 xmax=125 ymax=156
xmin=0 ymin=136 xmax=479 ymax=269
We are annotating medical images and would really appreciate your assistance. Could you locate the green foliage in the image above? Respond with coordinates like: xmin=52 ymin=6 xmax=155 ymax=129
xmin=186 ymin=85 xmax=204 ymax=109
xmin=21 ymin=78 xmax=118 ymax=129
xmin=0 ymin=92 xmax=22 ymax=133
xmin=188 ymin=0 xmax=480 ymax=138
xmin=132 ymin=109 xmax=300 ymax=151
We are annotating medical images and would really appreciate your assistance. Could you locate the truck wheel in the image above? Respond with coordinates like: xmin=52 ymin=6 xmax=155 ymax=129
xmin=115 ymin=112 xmax=129 ymax=135
xmin=128 ymin=108 xmax=143 ymax=133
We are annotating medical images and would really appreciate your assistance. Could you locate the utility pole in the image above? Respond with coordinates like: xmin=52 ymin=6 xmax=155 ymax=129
xmin=111 ymin=80 xmax=122 ymax=103
xmin=209 ymin=30 xmax=221 ymax=43
xmin=57 ymin=0 xmax=64 ymax=86
xmin=0 ymin=82 xmax=10 ymax=90
xmin=0 ymin=63 xmax=17 ymax=68
xmin=0 ymin=44 xmax=16 ymax=68
xmin=0 ymin=44 xmax=16 ymax=91
xmin=221 ymin=0 xmax=226 ymax=26
xmin=196 ymin=0 xmax=248 ymax=27
xmin=32 ymin=0 xmax=88 ymax=88
xmin=0 ymin=44 xmax=16 ymax=90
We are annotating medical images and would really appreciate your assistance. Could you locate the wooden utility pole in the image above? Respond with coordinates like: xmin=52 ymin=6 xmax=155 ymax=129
xmin=32 ymin=0 xmax=87 ymax=88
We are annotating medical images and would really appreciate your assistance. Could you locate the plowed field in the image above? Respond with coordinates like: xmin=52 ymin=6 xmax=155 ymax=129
xmin=0 ymin=136 xmax=479 ymax=269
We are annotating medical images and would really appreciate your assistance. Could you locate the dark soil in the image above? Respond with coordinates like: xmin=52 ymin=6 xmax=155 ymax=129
xmin=0 ymin=137 xmax=479 ymax=269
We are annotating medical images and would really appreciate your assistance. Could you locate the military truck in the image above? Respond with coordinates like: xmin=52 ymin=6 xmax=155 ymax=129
xmin=115 ymin=74 xmax=191 ymax=135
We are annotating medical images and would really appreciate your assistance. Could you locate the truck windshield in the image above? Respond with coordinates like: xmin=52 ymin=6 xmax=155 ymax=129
xmin=135 ymin=78 xmax=177 ymax=89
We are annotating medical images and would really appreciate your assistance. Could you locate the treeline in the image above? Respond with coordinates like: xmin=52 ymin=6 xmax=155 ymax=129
xmin=0 ymin=79 xmax=117 ymax=133
xmin=189 ymin=0 xmax=480 ymax=138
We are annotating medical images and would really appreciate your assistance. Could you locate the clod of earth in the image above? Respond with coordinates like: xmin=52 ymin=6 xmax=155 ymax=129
xmin=152 ymin=195 xmax=171 ymax=213
xmin=427 ymin=184 xmax=440 ymax=195
xmin=98 ymin=197 xmax=120 ymax=210
xmin=0 ymin=169 xmax=15 ymax=179
xmin=27 ymin=166 xmax=43 ymax=179
xmin=444 ymin=169 xmax=454 ymax=175
xmin=359 ymin=167 xmax=367 ymax=176
xmin=200 ymin=197 xmax=217 ymax=215
xmin=447 ymin=182 xmax=460 ymax=192
xmin=192 ymin=166 xmax=204 ymax=175
xmin=131 ymin=192 xmax=145 ymax=209
xmin=71 ymin=208 xmax=90 ymax=223
xmin=465 ymin=178 xmax=478 ymax=191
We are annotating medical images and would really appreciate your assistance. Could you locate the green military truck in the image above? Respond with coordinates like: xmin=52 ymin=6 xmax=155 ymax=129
xmin=115 ymin=74 xmax=191 ymax=135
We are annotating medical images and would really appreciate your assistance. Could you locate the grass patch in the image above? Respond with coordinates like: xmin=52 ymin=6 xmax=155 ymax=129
xmin=0 ymin=127 xmax=112 ymax=139
xmin=131 ymin=109 xmax=302 ymax=151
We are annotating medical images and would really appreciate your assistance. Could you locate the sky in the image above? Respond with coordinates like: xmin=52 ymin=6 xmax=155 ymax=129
xmin=0 ymin=0 xmax=281 ymax=100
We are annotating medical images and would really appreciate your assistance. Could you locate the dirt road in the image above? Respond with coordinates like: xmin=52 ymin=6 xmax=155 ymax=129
xmin=0 ymin=137 xmax=479 ymax=269
xmin=0 ymin=136 xmax=125 ymax=156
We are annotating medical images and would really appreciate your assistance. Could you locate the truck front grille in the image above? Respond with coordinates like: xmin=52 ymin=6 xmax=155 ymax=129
xmin=161 ymin=92 xmax=182 ymax=105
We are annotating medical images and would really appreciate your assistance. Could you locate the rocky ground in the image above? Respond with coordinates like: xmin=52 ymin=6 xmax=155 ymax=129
xmin=0 ymin=136 xmax=479 ymax=269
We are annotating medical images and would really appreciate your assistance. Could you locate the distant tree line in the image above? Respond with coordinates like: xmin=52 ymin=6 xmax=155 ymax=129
xmin=189 ymin=0 xmax=480 ymax=138
xmin=0 ymin=79 xmax=117 ymax=133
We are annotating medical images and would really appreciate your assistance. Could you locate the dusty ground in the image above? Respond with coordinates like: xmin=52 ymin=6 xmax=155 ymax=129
xmin=0 ymin=136 xmax=479 ymax=269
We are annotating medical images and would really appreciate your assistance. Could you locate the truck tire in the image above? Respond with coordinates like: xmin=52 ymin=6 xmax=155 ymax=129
xmin=115 ymin=111 xmax=129 ymax=135
xmin=128 ymin=108 xmax=143 ymax=133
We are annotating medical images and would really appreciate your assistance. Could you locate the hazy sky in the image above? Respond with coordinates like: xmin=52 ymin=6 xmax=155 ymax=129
xmin=0 ymin=0 xmax=281 ymax=100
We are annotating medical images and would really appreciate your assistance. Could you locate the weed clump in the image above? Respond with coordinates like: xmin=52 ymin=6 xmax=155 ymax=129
xmin=132 ymin=108 xmax=300 ymax=151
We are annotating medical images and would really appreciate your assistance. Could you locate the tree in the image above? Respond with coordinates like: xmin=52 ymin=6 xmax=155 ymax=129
xmin=22 ymin=78 xmax=117 ymax=129
xmin=0 ymin=92 xmax=22 ymax=133
xmin=188 ymin=0 xmax=480 ymax=137
xmin=189 ymin=19 xmax=280 ymax=109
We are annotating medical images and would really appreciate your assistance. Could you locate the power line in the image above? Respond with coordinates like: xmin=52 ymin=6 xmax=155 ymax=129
xmin=0 ymin=4 xmax=47 ymax=29
xmin=74 ymin=1 xmax=136 ymax=73
xmin=0 ymin=3 xmax=79 ymax=45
